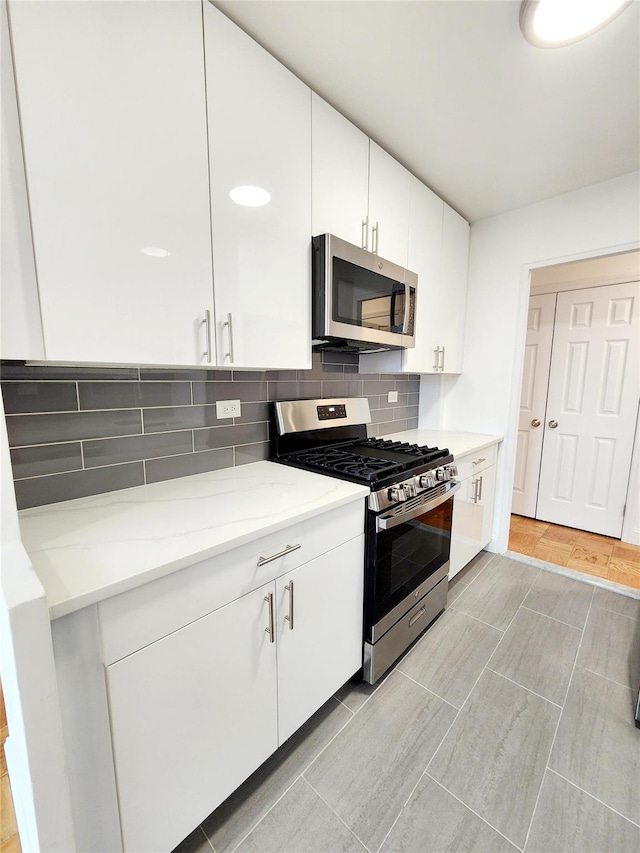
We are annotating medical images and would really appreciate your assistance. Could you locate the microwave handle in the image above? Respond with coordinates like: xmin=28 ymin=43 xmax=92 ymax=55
xmin=402 ymin=284 xmax=414 ymax=335
xmin=376 ymin=482 xmax=460 ymax=531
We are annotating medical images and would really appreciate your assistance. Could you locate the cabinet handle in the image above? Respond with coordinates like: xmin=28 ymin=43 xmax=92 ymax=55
xmin=362 ymin=215 xmax=369 ymax=251
xmin=477 ymin=475 xmax=483 ymax=502
xmin=439 ymin=346 xmax=445 ymax=371
xmin=408 ymin=606 xmax=426 ymax=628
xmin=257 ymin=543 xmax=301 ymax=567
xmin=223 ymin=312 xmax=235 ymax=363
xmin=472 ymin=479 xmax=479 ymax=504
xmin=285 ymin=581 xmax=294 ymax=630
xmin=203 ymin=309 xmax=212 ymax=363
xmin=264 ymin=592 xmax=275 ymax=643
xmin=372 ymin=221 xmax=379 ymax=254
xmin=433 ymin=347 xmax=440 ymax=371
xmin=472 ymin=457 xmax=486 ymax=465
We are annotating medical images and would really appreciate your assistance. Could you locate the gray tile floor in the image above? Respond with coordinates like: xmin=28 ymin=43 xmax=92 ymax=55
xmin=174 ymin=553 xmax=640 ymax=853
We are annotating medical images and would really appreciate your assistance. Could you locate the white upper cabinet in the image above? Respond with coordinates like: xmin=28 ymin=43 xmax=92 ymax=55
xmin=367 ymin=141 xmax=412 ymax=267
xmin=311 ymin=93 xmax=370 ymax=246
xmin=438 ymin=202 xmax=470 ymax=374
xmin=8 ymin=0 xmax=214 ymax=365
xmin=1 ymin=1 xmax=44 ymax=361
xmin=311 ymin=98 xmax=411 ymax=267
xmin=401 ymin=177 xmax=444 ymax=374
xmin=204 ymin=3 xmax=312 ymax=370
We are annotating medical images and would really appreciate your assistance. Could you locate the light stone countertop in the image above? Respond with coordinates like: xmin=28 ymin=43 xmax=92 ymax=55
xmin=379 ymin=429 xmax=502 ymax=458
xmin=18 ymin=461 xmax=369 ymax=620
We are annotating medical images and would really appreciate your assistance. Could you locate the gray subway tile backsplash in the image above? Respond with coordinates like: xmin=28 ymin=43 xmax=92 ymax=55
xmin=83 ymin=431 xmax=194 ymax=469
xmin=6 ymin=408 xmax=143 ymax=447
xmin=78 ymin=381 xmax=191 ymax=411
xmin=2 ymin=381 xmax=79 ymax=415
xmin=1 ymin=352 xmax=421 ymax=508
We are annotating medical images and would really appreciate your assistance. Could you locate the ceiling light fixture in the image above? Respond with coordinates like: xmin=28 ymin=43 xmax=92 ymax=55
xmin=229 ymin=185 xmax=271 ymax=207
xmin=520 ymin=0 xmax=632 ymax=48
xmin=140 ymin=247 xmax=171 ymax=257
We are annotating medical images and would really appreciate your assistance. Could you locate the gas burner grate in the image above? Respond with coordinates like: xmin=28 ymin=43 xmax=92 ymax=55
xmin=283 ymin=448 xmax=405 ymax=483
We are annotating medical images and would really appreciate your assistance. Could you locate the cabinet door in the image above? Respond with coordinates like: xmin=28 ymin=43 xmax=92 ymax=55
xmin=276 ymin=535 xmax=364 ymax=743
xmin=9 ymin=0 xmax=214 ymax=365
xmin=204 ymin=4 xmax=311 ymax=370
xmin=1 ymin=1 xmax=44 ymax=360
xmin=438 ymin=203 xmax=470 ymax=374
xmin=402 ymin=177 xmax=444 ymax=374
xmin=107 ymin=584 xmax=278 ymax=853
xmin=311 ymin=93 xmax=370 ymax=246
xmin=368 ymin=141 xmax=411 ymax=267
xmin=449 ymin=465 xmax=496 ymax=579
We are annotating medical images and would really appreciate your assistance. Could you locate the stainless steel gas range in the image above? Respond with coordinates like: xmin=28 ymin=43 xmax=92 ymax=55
xmin=271 ymin=397 xmax=459 ymax=684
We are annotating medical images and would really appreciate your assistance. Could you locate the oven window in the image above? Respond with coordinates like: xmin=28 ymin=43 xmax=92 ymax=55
xmin=366 ymin=499 xmax=452 ymax=630
xmin=333 ymin=257 xmax=404 ymax=332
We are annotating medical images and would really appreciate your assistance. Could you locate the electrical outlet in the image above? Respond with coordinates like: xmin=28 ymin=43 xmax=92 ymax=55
xmin=216 ymin=399 xmax=241 ymax=419
xmin=387 ymin=390 xmax=398 ymax=403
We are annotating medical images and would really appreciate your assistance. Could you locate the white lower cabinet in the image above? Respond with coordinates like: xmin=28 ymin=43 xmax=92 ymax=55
xmin=103 ymin=529 xmax=364 ymax=852
xmin=449 ymin=448 xmax=497 ymax=579
xmin=276 ymin=536 xmax=364 ymax=742
xmin=107 ymin=584 xmax=278 ymax=853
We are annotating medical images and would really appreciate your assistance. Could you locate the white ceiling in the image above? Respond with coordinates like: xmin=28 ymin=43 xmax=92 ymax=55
xmin=212 ymin=0 xmax=640 ymax=222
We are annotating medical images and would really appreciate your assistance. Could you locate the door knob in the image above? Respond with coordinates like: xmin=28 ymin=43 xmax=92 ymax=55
xmin=548 ymin=419 xmax=558 ymax=429
xmin=531 ymin=418 xmax=541 ymax=427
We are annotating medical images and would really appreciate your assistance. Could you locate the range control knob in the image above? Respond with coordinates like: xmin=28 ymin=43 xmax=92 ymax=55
xmin=447 ymin=465 xmax=458 ymax=477
xmin=388 ymin=485 xmax=405 ymax=503
xmin=418 ymin=473 xmax=436 ymax=489
xmin=404 ymin=481 xmax=418 ymax=498
xmin=436 ymin=467 xmax=450 ymax=481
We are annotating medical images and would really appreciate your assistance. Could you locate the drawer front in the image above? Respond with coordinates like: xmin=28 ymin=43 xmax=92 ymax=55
xmin=454 ymin=443 xmax=498 ymax=481
xmin=99 ymin=499 xmax=365 ymax=664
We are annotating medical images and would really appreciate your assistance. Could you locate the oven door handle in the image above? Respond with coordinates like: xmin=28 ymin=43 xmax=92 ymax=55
xmin=376 ymin=481 xmax=460 ymax=531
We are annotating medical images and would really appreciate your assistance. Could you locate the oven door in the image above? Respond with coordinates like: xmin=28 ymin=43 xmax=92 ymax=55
xmin=365 ymin=483 xmax=459 ymax=643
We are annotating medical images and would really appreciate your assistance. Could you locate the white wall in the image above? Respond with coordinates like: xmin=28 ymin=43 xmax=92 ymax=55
xmin=429 ymin=171 xmax=640 ymax=552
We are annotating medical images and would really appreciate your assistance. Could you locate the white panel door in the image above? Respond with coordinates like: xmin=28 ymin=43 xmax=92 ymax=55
xmin=107 ymin=583 xmax=278 ymax=853
xmin=311 ymin=93 xmax=370 ymax=245
xmin=367 ymin=141 xmax=411 ymax=267
xmin=276 ymin=536 xmax=364 ymax=744
xmin=536 ymin=282 xmax=640 ymax=537
xmin=204 ymin=3 xmax=311 ymax=370
xmin=512 ymin=293 xmax=556 ymax=516
xmin=9 ymin=0 xmax=214 ymax=365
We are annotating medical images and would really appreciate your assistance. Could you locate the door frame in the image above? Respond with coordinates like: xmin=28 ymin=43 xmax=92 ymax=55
xmin=506 ymin=244 xmax=640 ymax=546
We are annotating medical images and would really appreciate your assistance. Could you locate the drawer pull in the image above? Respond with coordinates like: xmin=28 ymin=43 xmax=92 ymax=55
xmin=472 ymin=457 xmax=486 ymax=465
xmin=257 ymin=543 xmax=301 ymax=567
xmin=264 ymin=592 xmax=275 ymax=643
xmin=285 ymin=581 xmax=295 ymax=630
xmin=409 ymin=606 xmax=426 ymax=627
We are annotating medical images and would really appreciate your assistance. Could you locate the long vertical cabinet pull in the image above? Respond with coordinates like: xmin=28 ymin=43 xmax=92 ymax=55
xmin=372 ymin=221 xmax=379 ymax=254
xmin=223 ymin=312 xmax=235 ymax=363
xmin=472 ymin=479 xmax=479 ymax=504
xmin=362 ymin=216 xmax=369 ymax=250
xmin=433 ymin=347 xmax=440 ymax=371
xmin=477 ymin=475 xmax=483 ymax=502
xmin=203 ymin=309 xmax=213 ymax=363
xmin=439 ymin=346 xmax=445 ymax=371
xmin=284 ymin=581 xmax=295 ymax=630
xmin=264 ymin=592 xmax=275 ymax=642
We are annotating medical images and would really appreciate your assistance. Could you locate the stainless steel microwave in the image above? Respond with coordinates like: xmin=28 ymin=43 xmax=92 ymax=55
xmin=312 ymin=234 xmax=417 ymax=351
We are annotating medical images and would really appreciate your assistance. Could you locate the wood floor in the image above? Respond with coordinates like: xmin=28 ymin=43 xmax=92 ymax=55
xmin=509 ymin=515 xmax=640 ymax=591
xmin=1 ymin=683 xmax=21 ymax=853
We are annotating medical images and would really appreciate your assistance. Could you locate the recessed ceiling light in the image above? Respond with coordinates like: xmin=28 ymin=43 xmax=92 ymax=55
xmin=140 ymin=247 xmax=171 ymax=257
xmin=229 ymin=185 xmax=271 ymax=207
xmin=520 ymin=0 xmax=632 ymax=48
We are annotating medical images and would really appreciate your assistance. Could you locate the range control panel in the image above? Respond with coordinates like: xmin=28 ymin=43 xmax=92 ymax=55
xmin=317 ymin=403 xmax=347 ymax=421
